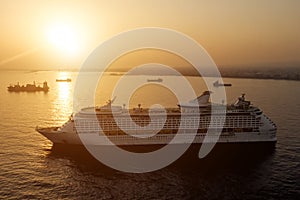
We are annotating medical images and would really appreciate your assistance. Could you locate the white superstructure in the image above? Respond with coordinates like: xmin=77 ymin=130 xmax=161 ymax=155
xmin=36 ymin=91 xmax=277 ymax=146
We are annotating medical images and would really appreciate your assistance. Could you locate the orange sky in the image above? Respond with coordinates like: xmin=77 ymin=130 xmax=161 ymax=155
xmin=0 ymin=0 xmax=299 ymax=70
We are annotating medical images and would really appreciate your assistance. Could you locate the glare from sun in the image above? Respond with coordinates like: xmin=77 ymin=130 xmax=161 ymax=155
xmin=46 ymin=23 xmax=81 ymax=56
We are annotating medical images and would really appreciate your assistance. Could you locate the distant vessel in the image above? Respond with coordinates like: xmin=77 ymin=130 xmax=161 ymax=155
xmin=56 ymin=78 xmax=72 ymax=82
xmin=147 ymin=78 xmax=163 ymax=82
xmin=213 ymin=80 xmax=232 ymax=87
xmin=36 ymin=92 xmax=277 ymax=148
xmin=109 ymin=72 xmax=123 ymax=76
xmin=8 ymin=81 xmax=49 ymax=92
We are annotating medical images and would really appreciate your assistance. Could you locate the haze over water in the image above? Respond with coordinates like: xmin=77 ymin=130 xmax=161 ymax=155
xmin=0 ymin=71 xmax=299 ymax=199
xmin=0 ymin=0 xmax=299 ymax=199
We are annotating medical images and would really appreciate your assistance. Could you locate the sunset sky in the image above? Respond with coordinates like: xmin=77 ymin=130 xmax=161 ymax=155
xmin=0 ymin=0 xmax=299 ymax=70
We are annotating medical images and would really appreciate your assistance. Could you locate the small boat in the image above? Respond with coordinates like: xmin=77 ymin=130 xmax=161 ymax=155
xmin=213 ymin=80 xmax=232 ymax=87
xmin=7 ymin=81 xmax=49 ymax=92
xmin=147 ymin=78 xmax=163 ymax=82
xmin=109 ymin=72 xmax=122 ymax=76
xmin=56 ymin=78 xmax=72 ymax=82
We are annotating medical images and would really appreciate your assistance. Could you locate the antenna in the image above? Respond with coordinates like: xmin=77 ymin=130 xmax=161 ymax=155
xmin=111 ymin=96 xmax=117 ymax=104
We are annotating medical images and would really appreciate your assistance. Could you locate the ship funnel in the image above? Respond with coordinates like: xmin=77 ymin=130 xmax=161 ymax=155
xmin=190 ymin=91 xmax=212 ymax=104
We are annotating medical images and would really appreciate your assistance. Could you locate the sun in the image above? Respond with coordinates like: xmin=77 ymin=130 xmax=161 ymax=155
xmin=46 ymin=23 xmax=81 ymax=56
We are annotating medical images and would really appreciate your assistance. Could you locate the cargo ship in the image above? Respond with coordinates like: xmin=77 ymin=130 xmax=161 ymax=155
xmin=8 ymin=81 xmax=49 ymax=92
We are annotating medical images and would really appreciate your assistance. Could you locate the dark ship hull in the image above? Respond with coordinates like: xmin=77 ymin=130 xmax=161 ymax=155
xmin=7 ymin=81 xmax=49 ymax=92
xmin=56 ymin=78 xmax=72 ymax=82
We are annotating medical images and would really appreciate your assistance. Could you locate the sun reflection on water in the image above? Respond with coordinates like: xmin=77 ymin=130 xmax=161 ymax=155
xmin=51 ymin=72 xmax=73 ymax=125
xmin=58 ymin=82 xmax=70 ymax=102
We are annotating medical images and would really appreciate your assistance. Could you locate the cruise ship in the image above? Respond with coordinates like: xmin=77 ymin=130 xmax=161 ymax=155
xmin=36 ymin=91 xmax=277 ymax=152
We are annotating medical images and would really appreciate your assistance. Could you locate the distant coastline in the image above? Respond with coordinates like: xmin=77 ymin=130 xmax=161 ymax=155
xmin=221 ymin=74 xmax=300 ymax=81
xmin=219 ymin=66 xmax=300 ymax=81
xmin=1 ymin=66 xmax=300 ymax=81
